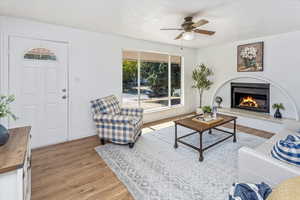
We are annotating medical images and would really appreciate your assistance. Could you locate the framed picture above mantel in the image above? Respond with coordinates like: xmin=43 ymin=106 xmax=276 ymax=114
xmin=237 ymin=41 xmax=264 ymax=72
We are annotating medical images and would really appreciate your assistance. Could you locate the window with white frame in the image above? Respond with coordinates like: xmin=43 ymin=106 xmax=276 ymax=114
xmin=122 ymin=50 xmax=183 ymax=111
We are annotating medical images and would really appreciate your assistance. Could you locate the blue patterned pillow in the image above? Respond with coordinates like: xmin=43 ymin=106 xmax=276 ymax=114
xmin=271 ymin=135 xmax=300 ymax=166
xmin=229 ymin=182 xmax=272 ymax=200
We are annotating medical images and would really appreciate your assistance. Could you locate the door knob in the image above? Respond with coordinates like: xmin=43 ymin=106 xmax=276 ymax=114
xmin=62 ymin=95 xmax=67 ymax=99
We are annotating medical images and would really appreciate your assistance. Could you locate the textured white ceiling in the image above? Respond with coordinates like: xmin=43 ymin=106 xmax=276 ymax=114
xmin=1 ymin=0 xmax=300 ymax=48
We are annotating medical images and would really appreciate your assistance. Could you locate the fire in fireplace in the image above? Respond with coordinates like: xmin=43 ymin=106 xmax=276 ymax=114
xmin=239 ymin=96 xmax=258 ymax=108
xmin=231 ymin=82 xmax=270 ymax=113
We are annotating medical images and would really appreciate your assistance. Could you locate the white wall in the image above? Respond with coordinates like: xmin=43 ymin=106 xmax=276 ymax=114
xmin=0 ymin=16 xmax=197 ymax=141
xmin=196 ymin=31 xmax=300 ymax=121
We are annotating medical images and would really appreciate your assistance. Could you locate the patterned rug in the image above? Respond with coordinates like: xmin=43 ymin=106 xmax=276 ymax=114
xmin=95 ymin=125 xmax=266 ymax=200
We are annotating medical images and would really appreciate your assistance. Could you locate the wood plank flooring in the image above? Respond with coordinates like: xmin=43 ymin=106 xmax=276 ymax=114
xmin=32 ymin=113 xmax=274 ymax=200
xmin=31 ymin=136 xmax=133 ymax=200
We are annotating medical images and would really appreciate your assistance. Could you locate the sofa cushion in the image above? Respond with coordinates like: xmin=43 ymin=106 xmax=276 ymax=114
xmin=267 ymin=176 xmax=300 ymax=200
xmin=271 ymin=135 xmax=300 ymax=166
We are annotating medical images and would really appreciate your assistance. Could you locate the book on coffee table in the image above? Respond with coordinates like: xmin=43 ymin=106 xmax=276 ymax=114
xmin=192 ymin=115 xmax=224 ymax=125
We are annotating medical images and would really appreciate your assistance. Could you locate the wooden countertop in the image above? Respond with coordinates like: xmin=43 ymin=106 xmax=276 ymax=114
xmin=0 ymin=126 xmax=31 ymax=174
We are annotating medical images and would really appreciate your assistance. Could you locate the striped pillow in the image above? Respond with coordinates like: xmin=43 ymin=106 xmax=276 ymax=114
xmin=271 ymin=135 xmax=300 ymax=166
xmin=229 ymin=182 xmax=272 ymax=200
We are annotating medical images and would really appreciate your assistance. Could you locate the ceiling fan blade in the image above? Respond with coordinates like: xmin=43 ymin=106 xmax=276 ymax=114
xmin=175 ymin=32 xmax=184 ymax=40
xmin=160 ymin=28 xmax=183 ymax=31
xmin=193 ymin=29 xmax=215 ymax=35
xmin=192 ymin=19 xmax=209 ymax=28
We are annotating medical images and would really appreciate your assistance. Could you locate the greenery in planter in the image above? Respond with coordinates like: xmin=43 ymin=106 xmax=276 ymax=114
xmin=272 ymin=103 xmax=285 ymax=110
xmin=0 ymin=95 xmax=17 ymax=145
xmin=192 ymin=63 xmax=213 ymax=108
xmin=272 ymin=103 xmax=284 ymax=119
xmin=202 ymin=106 xmax=212 ymax=113
xmin=0 ymin=95 xmax=17 ymax=120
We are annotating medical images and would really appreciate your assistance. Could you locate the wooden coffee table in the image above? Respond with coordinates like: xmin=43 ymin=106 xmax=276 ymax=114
xmin=174 ymin=114 xmax=237 ymax=162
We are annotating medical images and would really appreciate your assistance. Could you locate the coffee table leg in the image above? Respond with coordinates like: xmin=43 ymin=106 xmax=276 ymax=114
xmin=208 ymin=129 xmax=212 ymax=134
xmin=233 ymin=119 xmax=237 ymax=143
xmin=174 ymin=123 xmax=178 ymax=148
xmin=199 ymin=132 xmax=204 ymax=162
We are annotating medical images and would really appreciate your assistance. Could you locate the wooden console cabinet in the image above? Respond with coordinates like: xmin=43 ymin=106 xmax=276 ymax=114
xmin=0 ymin=126 xmax=31 ymax=200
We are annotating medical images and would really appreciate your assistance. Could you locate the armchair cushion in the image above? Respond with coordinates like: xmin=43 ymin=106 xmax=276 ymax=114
xmin=93 ymin=114 xmax=142 ymax=144
xmin=91 ymin=95 xmax=121 ymax=115
xmin=93 ymin=114 xmax=141 ymax=125
xmin=121 ymin=107 xmax=144 ymax=118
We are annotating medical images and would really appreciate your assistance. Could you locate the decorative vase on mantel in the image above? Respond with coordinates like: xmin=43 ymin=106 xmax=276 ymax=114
xmin=0 ymin=124 xmax=9 ymax=146
xmin=274 ymin=108 xmax=282 ymax=119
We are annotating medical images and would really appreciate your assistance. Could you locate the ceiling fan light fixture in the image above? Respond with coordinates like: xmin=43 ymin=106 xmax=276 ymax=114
xmin=160 ymin=17 xmax=214 ymax=40
xmin=182 ymin=32 xmax=195 ymax=40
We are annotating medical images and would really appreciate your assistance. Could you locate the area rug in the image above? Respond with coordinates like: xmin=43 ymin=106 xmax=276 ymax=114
xmin=95 ymin=126 xmax=266 ymax=200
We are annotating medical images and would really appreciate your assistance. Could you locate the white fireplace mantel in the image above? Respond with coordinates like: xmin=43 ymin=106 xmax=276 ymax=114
xmin=211 ymin=75 xmax=299 ymax=120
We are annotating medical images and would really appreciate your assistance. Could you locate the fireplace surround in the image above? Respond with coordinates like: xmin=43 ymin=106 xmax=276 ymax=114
xmin=231 ymin=82 xmax=270 ymax=113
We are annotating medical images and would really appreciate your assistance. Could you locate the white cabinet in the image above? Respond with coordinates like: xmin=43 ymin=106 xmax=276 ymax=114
xmin=0 ymin=127 xmax=31 ymax=200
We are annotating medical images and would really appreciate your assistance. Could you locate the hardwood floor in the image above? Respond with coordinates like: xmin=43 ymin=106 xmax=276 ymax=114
xmin=143 ymin=113 xmax=275 ymax=139
xmin=32 ymin=113 xmax=274 ymax=200
xmin=31 ymin=136 xmax=133 ymax=200
xmin=222 ymin=123 xmax=274 ymax=139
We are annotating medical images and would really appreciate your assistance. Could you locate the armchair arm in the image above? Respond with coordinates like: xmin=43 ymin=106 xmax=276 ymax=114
xmin=93 ymin=114 xmax=134 ymax=124
xmin=121 ymin=107 xmax=144 ymax=118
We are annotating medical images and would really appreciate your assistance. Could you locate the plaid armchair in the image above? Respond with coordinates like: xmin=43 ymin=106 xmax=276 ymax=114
xmin=90 ymin=95 xmax=143 ymax=148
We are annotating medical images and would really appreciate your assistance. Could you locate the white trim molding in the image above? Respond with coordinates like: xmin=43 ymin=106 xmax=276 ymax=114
xmin=210 ymin=75 xmax=299 ymax=120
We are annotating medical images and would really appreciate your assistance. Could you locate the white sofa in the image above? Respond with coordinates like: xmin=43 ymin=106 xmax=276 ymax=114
xmin=238 ymin=120 xmax=300 ymax=187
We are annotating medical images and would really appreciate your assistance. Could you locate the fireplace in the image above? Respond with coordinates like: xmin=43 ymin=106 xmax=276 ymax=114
xmin=231 ymin=82 xmax=270 ymax=113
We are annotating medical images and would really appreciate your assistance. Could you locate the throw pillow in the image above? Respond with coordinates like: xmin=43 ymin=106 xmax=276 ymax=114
xmin=267 ymin=176 xmax=300 ymax=200
xmin=229 ymin=182 xmax=272 ymax=200
xmin=271 ymin=135 xmax=300 ymax=166
xmin=98 ymin=95 xmax=121 ymax=115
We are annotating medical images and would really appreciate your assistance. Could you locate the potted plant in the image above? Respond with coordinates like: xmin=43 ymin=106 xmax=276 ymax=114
xmin=202 ymin=106 xmax=212 ymax=114
xmin=192 ymin=63 xmax=213 ymax=114
xmin=0 ymin=95 xmax=17 ymax=145
xmin=272 ymin=103 xmax=284 ymax=119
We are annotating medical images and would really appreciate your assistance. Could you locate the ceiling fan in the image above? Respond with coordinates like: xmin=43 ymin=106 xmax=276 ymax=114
xmin=160 ymin=16 xmax=215 ymax=40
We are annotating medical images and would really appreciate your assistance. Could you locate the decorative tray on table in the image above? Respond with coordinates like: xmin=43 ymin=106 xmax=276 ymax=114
xmin=192 ymin=115 xmax=224 ymax=125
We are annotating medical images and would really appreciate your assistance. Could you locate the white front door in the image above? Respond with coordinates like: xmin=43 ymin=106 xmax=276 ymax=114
xmin=9 ymin=36 xmax=68 ymax=148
